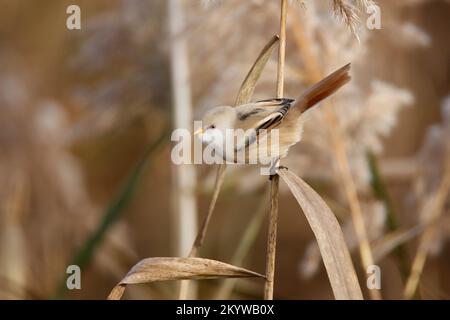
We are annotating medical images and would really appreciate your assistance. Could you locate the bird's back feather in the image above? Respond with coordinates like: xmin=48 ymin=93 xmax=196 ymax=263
xmin=230 ymin=64 xmax=351 ymax=162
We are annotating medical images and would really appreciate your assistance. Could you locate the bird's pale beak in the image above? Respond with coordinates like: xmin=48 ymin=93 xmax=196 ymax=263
xmin=194 ymin=127 xmax=204 ymax=136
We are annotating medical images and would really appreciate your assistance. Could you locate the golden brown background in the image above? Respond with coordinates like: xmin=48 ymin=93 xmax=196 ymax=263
xmin=0 ymin=0 xmax=449 ymax=299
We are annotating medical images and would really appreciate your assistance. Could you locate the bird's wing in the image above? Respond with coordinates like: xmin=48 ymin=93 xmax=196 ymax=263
xmin=236 ymin=98 xmax=294 ymax=130
xmin=253 ymin=98 xmax=293 ymax=131
xmin=234 ymin=98 xmax=294 ymax=152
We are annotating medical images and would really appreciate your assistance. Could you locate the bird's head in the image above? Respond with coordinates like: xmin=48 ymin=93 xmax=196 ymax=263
xmin=195 ymin=106 xmax=236 ymax=144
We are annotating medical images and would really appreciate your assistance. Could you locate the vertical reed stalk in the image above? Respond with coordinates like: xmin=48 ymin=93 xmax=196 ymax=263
xmin=264 ymin=174 xmax=280 ymax=299
xmin=264 ymin=0 xmax=287 ymax=300
xmin=276 ymin=0 xmax=287 ymax=99
xmin=169 ymin=0 xmax=198 ymax=299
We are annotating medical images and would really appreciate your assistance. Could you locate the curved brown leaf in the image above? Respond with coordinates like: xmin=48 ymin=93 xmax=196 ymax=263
xmin=278 ymin=169 xmax=363 ymax=300
xmin=108 ymin=257 xmax=264 ymax=300
xmin=234 ymin=35 xmax=279 ymax=106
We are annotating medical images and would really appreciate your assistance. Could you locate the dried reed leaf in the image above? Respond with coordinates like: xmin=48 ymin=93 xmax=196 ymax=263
xmin=234 ymin=35 xmax=280 ymax=106
xmin=107 ymin=285 xmax=126 ymax=300
xmin=110 ymin=257 xmax=264 ymax=300
xmin=278 ymin=169 xmax=363 ymax=300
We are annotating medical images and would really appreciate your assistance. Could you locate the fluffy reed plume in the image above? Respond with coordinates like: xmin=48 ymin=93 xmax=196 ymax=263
xmin=332 ymin=0 xmax=360 ymax=35
xmin=68 ymin=0 xmax=168 ymax=141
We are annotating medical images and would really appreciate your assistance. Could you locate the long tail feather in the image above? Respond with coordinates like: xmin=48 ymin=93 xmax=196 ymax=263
xmin=294 ymin=63 xmax=351 ymax=113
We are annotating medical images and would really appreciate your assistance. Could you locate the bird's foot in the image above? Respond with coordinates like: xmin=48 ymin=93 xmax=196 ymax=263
xmin=269 ymin=165 xmax=288 ymax=180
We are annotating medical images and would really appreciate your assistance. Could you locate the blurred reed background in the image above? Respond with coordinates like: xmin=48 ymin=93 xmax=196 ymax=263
xmin=0 ymin=0 xmax=449 ymax=299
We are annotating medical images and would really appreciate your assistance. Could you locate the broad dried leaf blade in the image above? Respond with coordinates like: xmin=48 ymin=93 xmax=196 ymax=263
xmin=235 ymin=35 xmax=279 ymax=106
xmin=278 ymin=169 xmax=363 ymax=300
xmin=108 ymin=257 xmax=264 ymax=300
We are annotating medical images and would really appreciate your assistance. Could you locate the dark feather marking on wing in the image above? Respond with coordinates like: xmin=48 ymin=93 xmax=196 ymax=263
xmin=256 ymin=98 xmax=293 ymax=117
xmin=233 ymin=99 xmax=293 ymax=156
xmin=237 ymin=108 xmax=265 ymax=121
xmin=257 ymin=114 xmax=283 ymax=131
xmin=257 ymin=98 xmax=294 ymax=105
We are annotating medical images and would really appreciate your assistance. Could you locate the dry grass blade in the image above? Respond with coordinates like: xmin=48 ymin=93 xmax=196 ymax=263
xmin=178 ymin=163 xmax=226 ymax=299
xmin=215 ymin=187 xmax=269 ymax=299
xmin=235 ymin=35 xmax=280 ymax=105
xmin=109 ymin=257 xmax=264 ymax=300
xmin=278 ymin=169 xmax=363 ymax=300
xmin=189 ymin=163 xmax=227 ymax=257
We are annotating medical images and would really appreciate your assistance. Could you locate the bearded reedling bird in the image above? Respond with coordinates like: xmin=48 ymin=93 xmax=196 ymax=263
xmin=195 ymin=63 xmax=351 ymax=166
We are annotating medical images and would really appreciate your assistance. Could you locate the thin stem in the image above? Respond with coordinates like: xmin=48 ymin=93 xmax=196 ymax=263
xmin=169 ymin=0 xmax=198 ymax=299
xmin=276 ymin=0 xmax=287 ymax=98
xmin=264 ymin=174 xmax=280 ymax=300
xmin=178 ymin=163 xmax=227 ymax=299
xmin=190 ymin=164 xmax=227 ymax=257
xmin=215 ymin=187 xmax=269 ymax=299
xmin=404 ymin=155 xmax=450 ymax=299
xmin=264 ymin=0 xmax=287 ymax=300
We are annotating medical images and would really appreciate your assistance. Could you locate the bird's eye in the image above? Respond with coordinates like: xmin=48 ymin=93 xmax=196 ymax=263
xmin=210 ymin=125 xmax=216 ymax=129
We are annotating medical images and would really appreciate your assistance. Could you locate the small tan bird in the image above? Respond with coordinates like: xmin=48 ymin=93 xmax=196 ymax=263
xmin=195 ymin=63 xmax=351 ymax=165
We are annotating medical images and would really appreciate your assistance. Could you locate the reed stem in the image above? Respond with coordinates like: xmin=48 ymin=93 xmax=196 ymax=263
xmin=264 ymin=0 xmax=287 ymax=300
